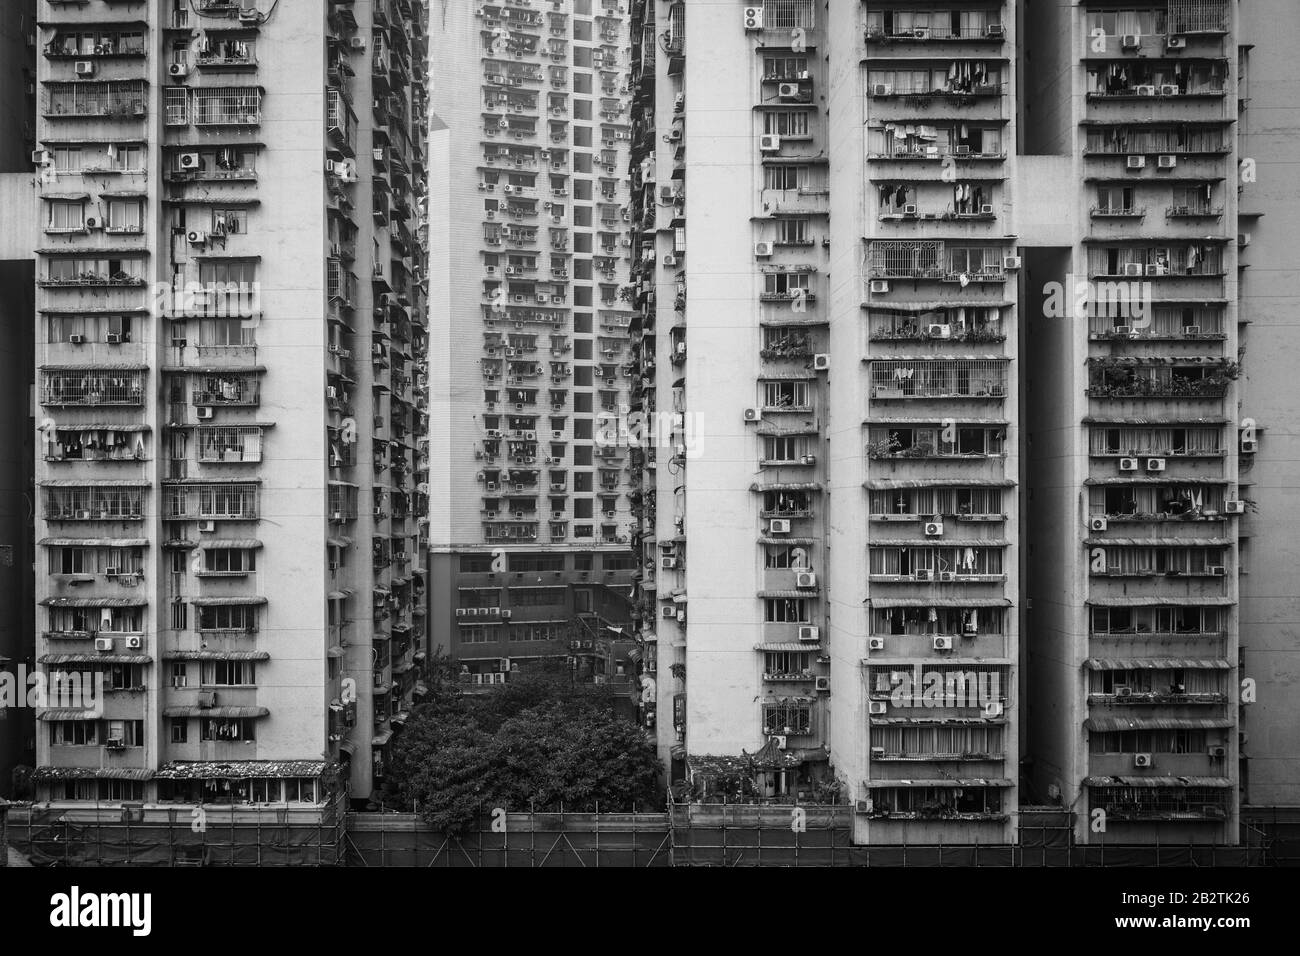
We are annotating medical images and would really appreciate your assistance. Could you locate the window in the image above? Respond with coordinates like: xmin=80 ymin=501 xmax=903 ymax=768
xmin=200 ymin=660 xmax=256 ymax=686
xmin=774 ymin=218 xmax=809 ymax=244
xmin=49 ymin=721 xmax=97 ymax=746
xmin=197 ymin=603 xmax=259 ymax=631
xmin=202 ymin=548 xmax=256 ymax=574
xmin=764 ymin=111 xmax=810 ymax=137
xmin=201 ymin=717 xmax=256 ymax=741
xmin=763 ymin=165 xmax=807 ymax=190
xmin=170 ymin=718 xmax=188 ymax=743
xmin=762 ymin=56 xmax=809 ymax=80
xmin=764 ymin=598 xmax=810 ymax=623
xmin=762 ymin=703 xmax=812 ymax=735
xmin=106 ymin=198 xmax=143 ymax=233
xmin=763 ymin=436 xmax=806 ymax=463
xmin=47 ymin=199 xmax=85 ymax=231
xmin=764 ymin=651 xmax=811 ymax=675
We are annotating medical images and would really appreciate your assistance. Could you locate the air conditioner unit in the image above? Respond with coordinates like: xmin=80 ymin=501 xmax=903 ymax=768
xmin=660 ymin=556 xmax=677 ymax=570
xmin=661 ymin=605 xmax=677 ymax=619
xmin=1121 ymin=34 xmax=1141 ymax=49
xmin=795 ymin=571 xmax=817 ymax=588
xmin=68 ymin=334 xmax=86 ymax=345
xmin=125 ymin=636 xmax=142 ymax=650
xmin=1167 ymin=35 xmax=1187 ymax=49
xmin=813 ymin=354 xmax=831 ymax=371
xmin=196 ymin=407 xmax=215 ymax=420
xmin=924 ymin=521 xmax=943 ymax=537
xmin=768 ymin=518 xmax=791 ymax=534
xmin=1090 ymin=516 xmax=1109 ymax=532
xmin=754 ymin=242 xmax=774 ymax=258
xmin=1157 ymin=155 xmax=1177 ymax=169
xmin=1113 ymin=325 xmax=1134 ymax=337
xmin=74 ymin=61 xmax=96 ymax=77
xmin=187 ymin=230 xmax=208 ymax=245
xmin=1182 ymin=325 xmax=1202 ymax=337
xmin=744 ymin=407 xmax=763 ymax=423
xmin=106 ymin=737 xmax=125 ymax=750
xmin=105 ymin=333 xmax=122 ymax=345
xmin=1123 ymin=263 xmax=1144 ymax=277
xmin=94 ymin=637 xmax=113 ymax=652
xmin=1146 ymin=458 xmax=1166 ymax=472
xmin=778 ymin=83 xmax=800 ymax=99
xmin=933 ymin=636 xmax=953 ymax=651
xmin=1126 ymin=155 xmax=1146 ymax=170
xmin=814 ymin=676 xmax=830 ymax=693
xmin=797 ymin=625 xmax=820 ymax=643
xmin=927 ymin=324 xmax=951 ymax=339
xmin=868 ymin=701 xmax=888 ymax=715
xmin=31 ymin=149 xmax=49 ymax=166
xmin=198 ymin=520 xmax=216 ymax=533
xmin=743 ymin=6 xmax=763 ymax=30
xmin=197 ymin=691 xmax=217 ymax=708
xmin=1116 ymin=686 xmax=1133 ymax=698
xmin=1136 ymin=84 xmax=1157 ymax=97
xmin=1208 ymin=565 xmax=1226 ymax=576
xmin=870 ymin=280 xmax=890 ymax=294
xmin=663 ymin=254 xmax=678 ymax=267
xmin=169 ymin=62 xmax=188 ymax=77
xmin=1159 ymin=84 xmax=1180 ymax=96
xmin=759 ymin=134 xmax=781 ymax=152
xmin=963 ymin=622 xmax=978 ymax=635
xmin=939 ymin=571 xmax=956 ymax=582
xmin=1003 ymin=255 xmax=1022 ymax=270
xmin=1208 ymin=745 xmax=1227 ymax=758
xmin=1134 ymin=753 xmax=1153 ymax=767
xmin=901 ymin=203 xmax=919 ymax=217
xmin=979 ymin=204 xmax=994 ymax=216
xmin=873 ymin=83 xmax=893 ymax=96
xmin=914 ymin=569 xmax=934 ymax=581
xmin=986 ymin=23 xmax=1005 ymax=38
xmin=179 ymin=152 xmax=201 ymax=170
xmin=1119 ymin=457 xmax=1139 ymax=471
xmin=1224 ymin=500 xmax=1245 ymax=515
xmin=1241 ymin=436 xmax=1258 ymax=454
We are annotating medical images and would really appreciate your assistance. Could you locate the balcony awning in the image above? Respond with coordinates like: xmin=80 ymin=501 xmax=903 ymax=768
xmin=40 ymin=363 xmax=147 ymax=371
xmin=31 ymin=767 xmax=153 ymax=780
xmin=757 ymin=370 xmax=817 ymax=381
xmin=758 ymin=537 xmax=817 ymax=545
xmin=1086 ymin=596 xmax=1236 ymax=607
xmin=1083 ymin=776 xmax=1233 ymax=788
xmin=868 ymin=354 xmax=1008 ymax=363
xmin=749 ymin=482 xmax=822 ymax=492
xmin=865 ymin=300 xmax=1013 ymax=313
xmin=162 ymin=365 xmax=265 ymax=374
xmin=1083 ymin=537 xmax=1232 ymax=547
xmin=39 ymin=654 xmax=151 ymax=665
xmin=162 ymin=651 xmax=270 ymax=662
xmin=1082 ymin=415 xmax=1231 ymax=425
xmin=199 ymin=539 xmax=263 ymax=549
xmin=326 ymin=537 xmax=353 ymax=548
xmin=161 ymin=706 xmax=270 ymax=718
xmin=861 ymin=777 xmax=1014 ymax=789
xmin=1086 ymin=717 xmax=1234 ymax=732
xmin=866 ymin=417 xmax=1008 ymax=426
xmin=1084 ymin=476 xmax=1228 ymax=485
xmin=1086 ymin=354 xmax=1226 ymax=367
xmin=40 ymin=478 xmax=150 ymax=487
xmin=39 ymin=422 xmax=151 ymax=432
xmin=867 ymin=597 xmax=1012 ymax=608
xmin=328 ymin=646 xmax=345 ymax=659
xmin=866 ymin=478 xmax=1016 ymax=489
xmin=757 ymin=589 xmax=817 ymax=599
xmin=190 ymin=596 xmax=267 ymax=606
xmin=153 ymin=760 xmax=326 ymax=780
xmin=40 ymin=538 xmax=149 ymax=547
xmin=327 ymin=590 xmax=352 ymax=601
xmin=36 ymin=708 xmax=104 ymax=722
xmin=1084 ymin=658 xmax=1230 ymax=670
xmin=40 ymin=596 xmax=146 ymax=608
xmin=870 ymin=538 xmax=1010 ymax=547
xmin=754 ymin=643 xmax=822 ymax=652
xmin=757 ymin=423 xmax=820 ymax=437
xmin=372 ymin=731 xmax=393 ymax=747
xmin=759 ymin=315 xmax=829 ymax=327
xmin=869 ymin=716 xmax=1007 ymax=726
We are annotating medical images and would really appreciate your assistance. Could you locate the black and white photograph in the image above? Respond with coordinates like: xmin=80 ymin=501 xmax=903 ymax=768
xmin=0 ymin=0 xmax=1291 ymax=935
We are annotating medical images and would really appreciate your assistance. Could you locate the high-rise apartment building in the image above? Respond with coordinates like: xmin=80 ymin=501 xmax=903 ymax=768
xmin=628 ymin=0 xmax=1298 ymax=846
xmin=28 ymin=0 xmax=430 ymax=811
xmin=426 ymin=1 xmax=642 ymax=695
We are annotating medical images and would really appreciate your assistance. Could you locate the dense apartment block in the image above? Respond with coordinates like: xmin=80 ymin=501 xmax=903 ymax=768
xmin=28 ymin=0 xmax=430 ymax=812
xmin=625 ymin=0 xmax=1299 ymax=846
xmin=426 ymin=0 xmax=644 ymax=704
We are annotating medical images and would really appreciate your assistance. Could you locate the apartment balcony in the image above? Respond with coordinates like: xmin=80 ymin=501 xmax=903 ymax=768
xmin=43 ymin=81 xmax=147 ymax=119
xmin=1085 ymin=359 xmax=1236 ymax=400
xmin=864 ymin=22 xmax=1007 ymax=47
xmin=44 ymin=35 xmax=148 ymax=59
xmin=327 ymin=88 xmax=358 ymax=157
xmin=1085 ymin=782 xmax=1231 ymax=824
xmin=869 ymin=359 xmax=1009 ymax=402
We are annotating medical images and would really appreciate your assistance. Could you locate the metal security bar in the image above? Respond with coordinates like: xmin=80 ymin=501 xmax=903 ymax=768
xmin=163 ymin=483 xmax=260 ymax=520
xmin=191 ymin=87 xmax=262 ymax=126
xmin=868 ymin=487 xmax=1005 ymax=517
xmin=45 ymin=81 xmax=146 ymax=117
xmin=42 ymin=369 xmax=146 ymax=406
xmin=762 ymin=0 xmax=815 ymax=31
xmin=869 ymin=360 xmax=1009 ymax=398
xmin=867 ymin=240 xmax=944 ymax=278
xmin=43 ymin=485 xmax=145 ymax=520
xmin=196 ymin=426 xmax=265 ymax=463
xmin=1167 ymin=0 xmax=1229 ymax=34
xmin=1084 ymin=125 xmax=1227 ymax=154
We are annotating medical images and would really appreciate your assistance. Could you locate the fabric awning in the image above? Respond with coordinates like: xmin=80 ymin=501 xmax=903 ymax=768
xmin=867 ymin=597 xmax=1012 ymax=608
xmin=870 ymin=716 xmax=1007 ymax=726
xmin=40 ymin=596 xmax=146 ymax=608
xmin=1082 ymin=415 xmax=1231 ymax=425
xmin=1084 ymin=658 xmax=1231 ymax=670
xmin=38 ymin=423 xmax=151 ymax=432
xmin=162 ymin=651 xmax=270 ymax=662
xmin=865 ymin=417 xmax=1008 ymax=426
xmin=861 ymin=777 xmax=1014 ymax=789
xmin=757 ymin=423 xmax=820 ymax=437
xmin=758 ymin=536 xmax=817 ymax=545
xmin=1085 ymin=717 xmax=1234 ymax=732
xmin=161 ymin=706 xmax=270 ymax=718
xmin=863 ymin=300 xmax=1012 ymax=313
xmin=190 ymin=596 xmax=267 ymax=606
xmin=867 ymin=354 xmax=1009 ymax=363
xmin=1083 ymin=776 xmax=1233 ymax=788
xmin=40 ymin=478 xmax=150 ymax=487
xmin=372 ymin=731 xmax=393 ymax=747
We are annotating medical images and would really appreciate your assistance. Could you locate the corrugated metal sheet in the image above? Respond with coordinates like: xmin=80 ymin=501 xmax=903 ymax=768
xmin=162 ymin=651 xmax=270 ymax=662
xmin=866 ymin=478 xmax=1016 ymax=489
xmin=1085 ymin=476 xmax=1228 ymax=485
xmin=1085 ymin=717 xmax=1234 ymax=732
xmin=1083 ymin=776 xmax=1233 ymax=788
xmin=39 ymin=538 xmax=149 ymax=547
xmin=1086 ymin=596 xmax=1235 ymax=607
xmin=161 ymin=706 xmax=270 ymax=718
xmin=39 ymin=654 xmax=152 ymax=665
xmin=40 ymin=596 xmax=147 ymax=608
xmin=190 ymin=596 xmax=267 ymax=606
xmin=870 ymin=538 xmax=1010 ymax=547
xmin=862 ymin=777 xmax=1013 ymax=788
xmin=1084 ymin=658 xmax=1230 ymax=670
xmin=749 ymin=482 xmax=823 ymax=492
xmin=154 ymin=760 xmax=327 ymax=780
xmin=752 ymin=643 xmax=820 ymax=652
xmin=1084 ymin=537 xmax=1232 ymax=547
xmin=867 ymin=597 xmax=1012 ymax=608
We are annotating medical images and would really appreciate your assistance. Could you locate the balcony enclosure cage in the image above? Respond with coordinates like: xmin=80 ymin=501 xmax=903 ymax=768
xmin=43 ymin=485 xmax=146 ymax=520
xmin=866 ymin=240 xmax=1006 ymax=279
xmin=45 ymin=82 xmax=146 ymax=117
xmin=164 ymin=483 xmax=260 ymax=520
xmin=869 ymin=545 xmax=1005 ymax=576
xmin=870 ymin=359 xmax=1009 ymax=399
xmin=869 ymin=486 xmax=1005 ymax=518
